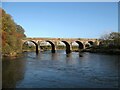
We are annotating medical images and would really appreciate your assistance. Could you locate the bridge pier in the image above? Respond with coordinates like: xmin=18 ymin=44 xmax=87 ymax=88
xmin=36 ymin=45 xmax=39 ymax=54
xmin=66 ymin=49 xmax=71 ymax=54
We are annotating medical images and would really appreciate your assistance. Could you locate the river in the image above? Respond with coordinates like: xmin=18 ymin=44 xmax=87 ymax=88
xmin=2 ymin=50 xmax=119 ymax=88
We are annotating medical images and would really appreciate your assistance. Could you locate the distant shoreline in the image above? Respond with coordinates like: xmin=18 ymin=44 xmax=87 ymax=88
xmin=2 ymin=48 xmax=120 ymax=57
xmin=81 ymin=49 xmax=120 ymax=55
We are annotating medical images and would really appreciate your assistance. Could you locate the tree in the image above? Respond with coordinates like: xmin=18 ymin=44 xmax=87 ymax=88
xmin=1 ymin=8 xmax=26 ymax=56
xmin=100 ymin=32 xmax=120 ymax=49
xmin=0 ymin=8 xmax=2 ymax=53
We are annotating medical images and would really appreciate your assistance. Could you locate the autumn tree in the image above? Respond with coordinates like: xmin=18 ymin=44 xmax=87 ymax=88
xmin=0 ymin=8 xmax=2 ymax=53
xmin=1 ymin=8 xmax=26 ymax=56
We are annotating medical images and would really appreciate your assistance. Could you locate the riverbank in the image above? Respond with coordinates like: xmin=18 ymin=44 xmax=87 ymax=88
xmin=2 ymin=51 xmax=23 ymax=57
xmin=81 ymin=48 xmax=120 ymax=55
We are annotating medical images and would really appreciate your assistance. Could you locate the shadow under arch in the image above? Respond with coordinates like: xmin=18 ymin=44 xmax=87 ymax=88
xmin=85 ymin=43 xmax=90 ymax=48
xmin=46 ymin=40 xmax=56 ymax=53
xmin=75 ymin=41 xmax=84 ymax=50
xmin=61 ymin=41 xmax=71 ymax=54
xmin=88 ymin=41 xmax=94 ymax=46
xmin=22 ymin=40 xmax=39 ymax=54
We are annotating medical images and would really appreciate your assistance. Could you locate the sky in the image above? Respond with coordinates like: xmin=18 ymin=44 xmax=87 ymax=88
xmin=2 ymin=2 xmax=118 ymax=38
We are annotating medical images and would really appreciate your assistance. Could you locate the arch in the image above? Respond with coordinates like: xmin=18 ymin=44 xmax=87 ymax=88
xmin=99 ymin=41 xmax=103 ymax=47
xmin=99 ymin=41 xmax=102 ymax=45
xmin=75 ymin=41 xmax=84 ymax=49
xmin=22 ymin=40 xmax=39 ymax=54
xmin=85 ymin=43 xmax=90 ymax=48
xmin=61 ymin=41 xmax=71 ymax=54
xmin=88 ymin=41 xmax=94 ymax=46
xmin=46 ymin=40 xmax=56 ymax=53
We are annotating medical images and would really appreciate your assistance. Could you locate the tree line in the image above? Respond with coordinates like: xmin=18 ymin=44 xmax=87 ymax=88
xmin=88 ymin=32 xmax=120 ymax=54
xmin=0 ymin=8 xmax=26 ymax=56
xmin=99 ymin=32 xmax=120 ymax=49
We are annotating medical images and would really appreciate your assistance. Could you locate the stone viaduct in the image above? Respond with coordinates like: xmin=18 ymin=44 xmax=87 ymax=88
xmin=22 ymin=38 xmax=100 ymax=54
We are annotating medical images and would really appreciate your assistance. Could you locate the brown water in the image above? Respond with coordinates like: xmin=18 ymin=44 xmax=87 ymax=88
xmin=2 ymin=50 xmax=120 ymax=88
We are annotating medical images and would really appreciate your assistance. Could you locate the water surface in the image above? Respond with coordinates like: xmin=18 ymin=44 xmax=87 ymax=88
xmin=2 ymin=50 xmax=119 ymax=88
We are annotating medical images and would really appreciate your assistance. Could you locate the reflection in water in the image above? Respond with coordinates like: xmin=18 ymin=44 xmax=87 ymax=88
xmin=79 ymin=52 xmax=83 ymax=57
xmin=66 ymin=53 xmax=72 ymax=58
xmin=0 ymin=55 xmax=1 ymax=89
xmin=66 ymin=53 xmax=73 ymax=64
xmin=51 ymin=53 xmax=58 ymax=60
xmin=2 ymin=50 xmax=119 ymax=88
xmin=2 ymin=57 xmax=26 ymax=88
